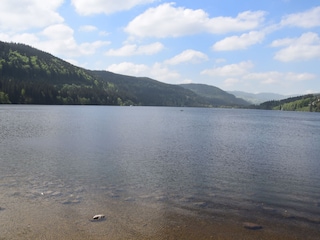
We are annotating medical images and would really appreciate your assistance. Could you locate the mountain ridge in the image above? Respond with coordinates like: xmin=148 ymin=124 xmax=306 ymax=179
xmin=0 ymin=40 xmax=248 ymax=107
xmin=229 ymin=91 xmax=288 ymax=105
xmin=0 ymin=40 xmax=317 ymax=111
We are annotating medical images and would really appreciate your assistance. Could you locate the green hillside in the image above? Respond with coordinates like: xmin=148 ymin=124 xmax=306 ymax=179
xmin=0 ymin=41 xmax=116 ymax=104
xmin=258 ymin=94 xmax=320 ymax=112
xmin=0 ymin=40 xmax=248 ymax=107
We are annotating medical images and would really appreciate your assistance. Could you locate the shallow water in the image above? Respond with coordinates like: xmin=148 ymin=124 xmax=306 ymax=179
xmin=1 ymin=105 xmax=320 ymax=239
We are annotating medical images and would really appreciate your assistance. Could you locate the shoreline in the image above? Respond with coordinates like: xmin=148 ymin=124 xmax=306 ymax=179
xmin=1 ymin=193 xmax=320 ymax=240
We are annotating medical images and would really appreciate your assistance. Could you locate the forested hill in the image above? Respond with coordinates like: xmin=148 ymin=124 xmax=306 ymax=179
xmin=91 ymin=71 xmax=203 ymax=106
xmin=257 ymin=94 xmax=320 ymax=112
xmin=0 ymin=41 xmax=113 ymax=104
xmin=0 ymin=40 xmax=248 ymax=106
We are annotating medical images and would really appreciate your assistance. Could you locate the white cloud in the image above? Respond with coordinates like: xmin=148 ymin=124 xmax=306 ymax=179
xmin=41 ymin=24 xmax=74 ymax=40
xmin=244 ymin=71 xmax=316 ymax=84
xmin=201 ymin=61 xmax=254 ymax=77
xmin=214 ymin=58 xmax=227 ymax=63
xmin=0 ymin=32 xmax=39 ymax=44
xmin=0 ymin=0 xmax=64 ymax=31
xmin=224 ymin=78 xmax=240 ymax=87
xmin=280 ymin=6 xmax=320 ymax=28
xmin=270 ymin=38 xmax=295 ymax=47
xmin=106 ymin=42 xmax=164 ymax=56
xmin=79 ymin=25 xmax=98 ymax=32
xmin=305 ymin=89 xmax=317 ymax=94
xmin=221 ymin=71 xmax=316 ymax=94
xmin=203 ymin=61 xmax=315 ymax=86
xmin=107 ymin=62 xmax=149 ymax=75
xmin=71 ymin=0 xmax=156 ymax=15
xmin=151 ymin=63 xmax=181 ymax=82
xmin=99 ymin=31 xmax=110 ymax=36
xmin=164 ymin=49 xmax=208 ymax=65
xmin=80 ymin=41 xmax=111 ymax=55
xmin=285 ymin=72 xmax=316 ymax=82
xmin=5 ymin=24 xmax=111 ymax=58
xmin=107 ymin=62 xmax=180 ymax=83
xmin=125 ymin=3 xmax=266 ymax=38
xmin=37 ymin=24 xmax=81 ymax=56
xmin=271 ymin=32 xmax=320 ymax=62
xmin=209 ymin=10 xmax=266 ymax=34
xmin=212 ymin=31 xmax=265 ymax=51
xmin=199 ymin=58 xmax=316 ymax=92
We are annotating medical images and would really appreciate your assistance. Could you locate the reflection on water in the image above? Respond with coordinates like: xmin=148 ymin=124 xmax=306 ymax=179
xmin=1 ymin=105 xmax=320 ymax=238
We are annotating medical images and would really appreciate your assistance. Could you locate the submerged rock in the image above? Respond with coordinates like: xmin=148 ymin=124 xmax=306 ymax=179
xmin=193 ymin=202 xmax=207 ymax=208
xmin=51 ymin=191 xmax=62 ymax=197
xmin=61 ymin=199 xmax=81 ymax=204
xmin=155 ymin=195 xmax=168 ymax=202
xmin=124 ymin=197 xmax=135 ymax=202
xmin=243 ymin=222 xmax=263 ymax=230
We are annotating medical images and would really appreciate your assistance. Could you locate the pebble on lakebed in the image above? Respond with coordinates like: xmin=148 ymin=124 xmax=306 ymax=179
xmin=243 ymin=222 xmax=263 ymax=230
xmin=92 ymin=214 xmax=105 ymax=221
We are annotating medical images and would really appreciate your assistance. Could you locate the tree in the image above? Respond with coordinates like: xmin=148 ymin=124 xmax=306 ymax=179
xmin=0 ymin=91 xmax=10 ymax=103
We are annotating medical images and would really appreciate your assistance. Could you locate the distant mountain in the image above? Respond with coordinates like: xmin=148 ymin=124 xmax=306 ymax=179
xmin=181 ymin=84 xmax=250 ymax=107
xmin=229 ymin=91 xmax=287 ymax=105
xmin=91 ymin=71 xmax=203 ymax=106
xmin=0 ymin=40 xmax=249 ymax=107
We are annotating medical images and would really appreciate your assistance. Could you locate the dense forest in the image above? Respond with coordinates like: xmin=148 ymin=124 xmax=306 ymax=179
xmin=0 ymin=41 xmax=248 ymax=107
xmin=0 ymin=41 xmax=125 ymax=105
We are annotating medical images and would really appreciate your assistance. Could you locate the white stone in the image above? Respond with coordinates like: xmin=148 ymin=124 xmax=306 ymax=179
xmin=92 ymin=214 xmax=105 ymax=221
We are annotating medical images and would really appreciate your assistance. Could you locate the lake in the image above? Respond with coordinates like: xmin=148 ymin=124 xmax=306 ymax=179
xmin=0 ymin=105 xmax=320 ymax=239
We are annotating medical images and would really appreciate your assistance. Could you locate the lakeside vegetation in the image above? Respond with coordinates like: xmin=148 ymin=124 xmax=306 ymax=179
xmin=0 ymin=40 xmax=319 ymax=112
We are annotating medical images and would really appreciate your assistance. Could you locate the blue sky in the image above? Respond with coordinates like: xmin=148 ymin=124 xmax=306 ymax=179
xmin=1 ymin=0 xmax=320 ymax=95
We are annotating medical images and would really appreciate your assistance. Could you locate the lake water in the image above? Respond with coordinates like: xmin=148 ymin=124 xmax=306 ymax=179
xmin=1 ymin=105 xmax=320 ymax=239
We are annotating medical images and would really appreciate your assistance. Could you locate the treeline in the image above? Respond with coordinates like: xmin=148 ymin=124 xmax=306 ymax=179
xmin=0 ymin=78 xmax=58 ymax=104
xmin=257 ymin=94 xmax=320 ymax=112
xmin=0 ymin=78 xmax=125 ymax=105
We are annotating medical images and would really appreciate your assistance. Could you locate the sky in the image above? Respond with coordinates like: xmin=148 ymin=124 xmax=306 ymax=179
xmin=1 ymin=0 xmax=320 ymax=95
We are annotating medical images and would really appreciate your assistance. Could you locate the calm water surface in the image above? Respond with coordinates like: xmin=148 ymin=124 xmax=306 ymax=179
xmin=1 ymin=105 xmax=320 ymax=237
